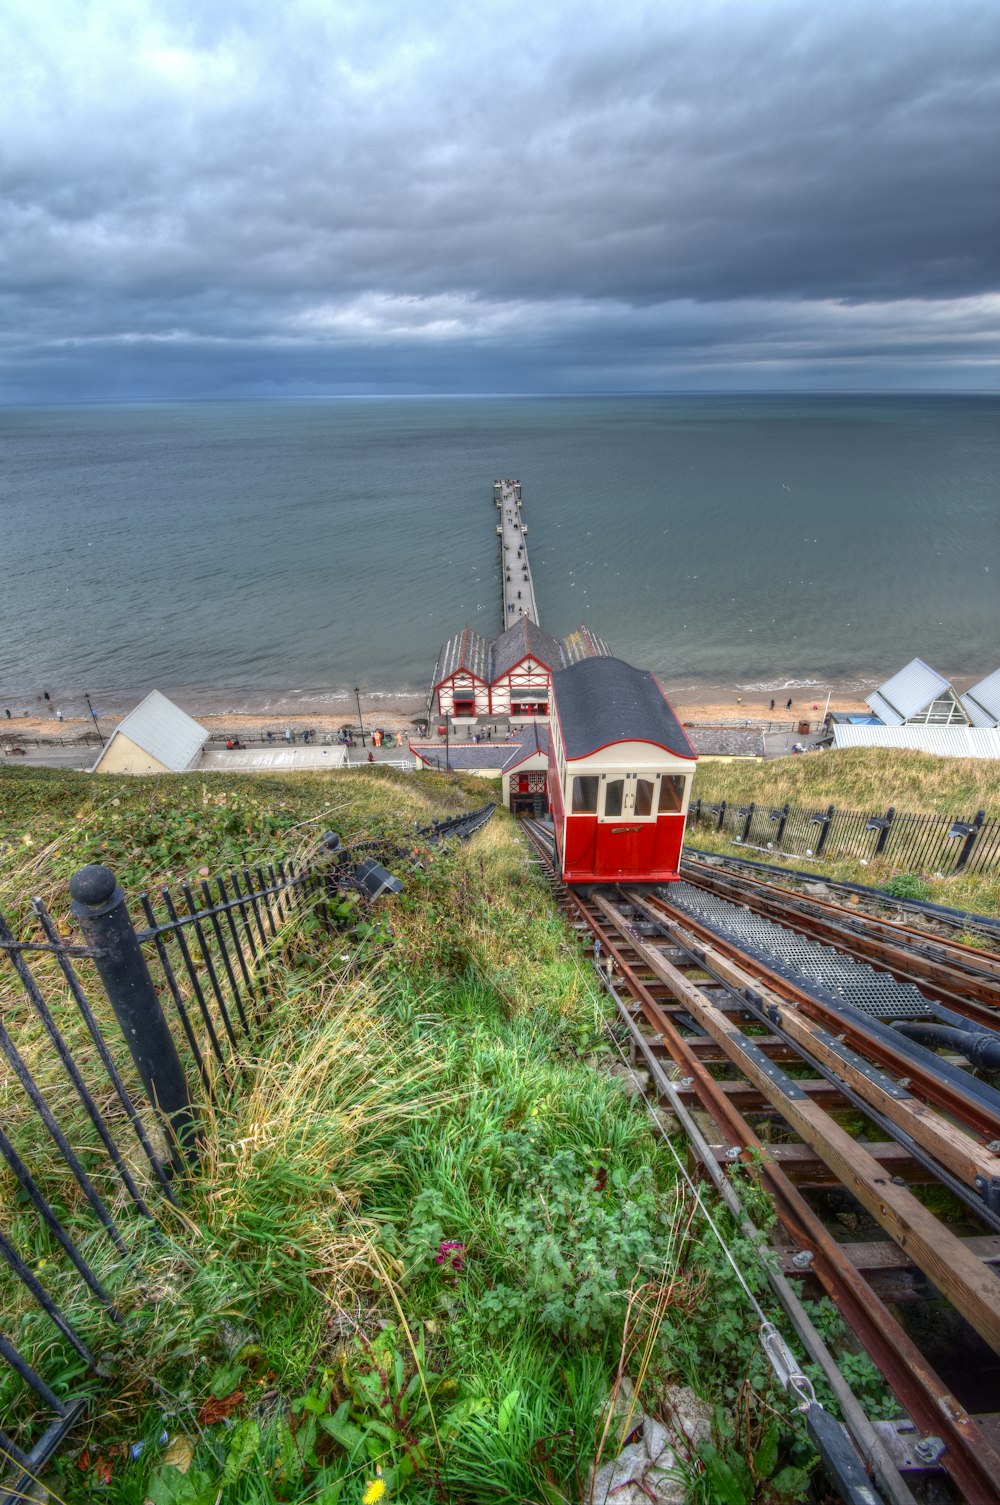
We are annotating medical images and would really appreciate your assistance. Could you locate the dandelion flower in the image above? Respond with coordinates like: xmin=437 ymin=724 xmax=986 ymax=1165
xmin=362 ymin=1478 xmax=386 ymax=1504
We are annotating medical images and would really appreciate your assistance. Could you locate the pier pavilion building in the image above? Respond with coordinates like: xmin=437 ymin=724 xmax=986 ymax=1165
xmin=429 ymin=620 xmax=611 ymax=728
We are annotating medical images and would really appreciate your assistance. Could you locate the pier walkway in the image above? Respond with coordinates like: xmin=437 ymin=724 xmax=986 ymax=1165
xmin=495 ymin=479 xmax=539 ymax=626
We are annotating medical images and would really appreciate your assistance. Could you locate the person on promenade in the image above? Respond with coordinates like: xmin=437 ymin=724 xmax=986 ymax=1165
xmin=284 ymin=728 xmax=292 ymax=744
xmin=367 ymin=751 xmax=374 ymax=762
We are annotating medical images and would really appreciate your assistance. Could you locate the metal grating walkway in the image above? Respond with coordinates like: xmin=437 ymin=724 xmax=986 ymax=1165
xmin=666 ymin=882 xmax=934 ymax=1020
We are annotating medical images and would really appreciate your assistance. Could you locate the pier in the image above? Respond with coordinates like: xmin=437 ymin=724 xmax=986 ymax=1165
xmin=495 ymin=478 xmax=539 ymax=626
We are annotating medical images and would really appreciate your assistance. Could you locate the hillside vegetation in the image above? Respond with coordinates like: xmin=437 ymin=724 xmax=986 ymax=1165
xmin=0 ymin=765 xmax=818 ymax=1504
xmin=691 ymin=748 xmax=1000 ymax=915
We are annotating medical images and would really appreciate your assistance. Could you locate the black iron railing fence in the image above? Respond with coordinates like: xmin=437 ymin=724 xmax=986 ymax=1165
xmin=0 ymin=803 xmax=494 ymax=1499
xmin=689 ymin=798 xmax=998 ymax=875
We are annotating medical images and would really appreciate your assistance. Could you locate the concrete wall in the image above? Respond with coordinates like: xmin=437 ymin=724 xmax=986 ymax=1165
xmin=94 ymin=732 xmax=170 ymax=776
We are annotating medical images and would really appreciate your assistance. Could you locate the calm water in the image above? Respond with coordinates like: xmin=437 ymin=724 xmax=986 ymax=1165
xmin=1 ymin=395 xmax=997 ymax=713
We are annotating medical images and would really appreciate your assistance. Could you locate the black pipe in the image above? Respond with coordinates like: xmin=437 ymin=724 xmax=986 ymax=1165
xmin=891 ymin=1021 xmax=1000 ymax=1071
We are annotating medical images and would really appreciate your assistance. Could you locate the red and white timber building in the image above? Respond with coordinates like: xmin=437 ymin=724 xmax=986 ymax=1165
xmin=428 ymin=620 xmax=611 ymax=728
xmin=428 ymin=626 xmax=492 ymax=725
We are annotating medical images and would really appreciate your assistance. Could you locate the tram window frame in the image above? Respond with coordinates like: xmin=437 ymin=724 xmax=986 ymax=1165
xmin=597 ymin=772 xmax=659 ymax=822
xmin=657 ymin=775 xmax=686 ymax=813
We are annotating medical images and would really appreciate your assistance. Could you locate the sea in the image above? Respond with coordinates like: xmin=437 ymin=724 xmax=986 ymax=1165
xmin=1 ymin=394 xmax=997 ymax=718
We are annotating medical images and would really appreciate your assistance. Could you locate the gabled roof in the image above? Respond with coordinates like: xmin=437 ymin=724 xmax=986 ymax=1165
xmin=830 ymin=724 xmax=1000 ymax=759
xmin=432 ymin=626 xmax=492 ymax=687
xmin=552 ymin=657 xmax=695 ymax=760
xmin=866 ymin=658 xmax=953 ymax=725
xmin=410 ymin=741 xmax=524 ymax=772
xmin=491 ymin=617 xmax=563 ymax=680
xmin=961 ymin=669 xmax=1000 ymax=728
xmin=560 ymin=624 xmax=612 ymax=666
xmin=97 ymin=690 xmax=208 ymax=772
xmin=504 ymin=723 xmax=550 ymax=774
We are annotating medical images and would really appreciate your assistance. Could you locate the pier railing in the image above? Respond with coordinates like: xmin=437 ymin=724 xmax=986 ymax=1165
xmin=0 ymin=804 xmax=494 ymax=1495
xmin=690 ymin=798 xmax=999 ymax=876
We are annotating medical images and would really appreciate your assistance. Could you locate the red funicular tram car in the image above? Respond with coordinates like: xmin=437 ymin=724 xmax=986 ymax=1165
xmin=547 ymin=657 xmax=697 ymax=886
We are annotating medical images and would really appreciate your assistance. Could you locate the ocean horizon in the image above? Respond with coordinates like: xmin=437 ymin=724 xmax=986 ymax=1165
xmin=2 ymin=393 xmax=997 ymax=718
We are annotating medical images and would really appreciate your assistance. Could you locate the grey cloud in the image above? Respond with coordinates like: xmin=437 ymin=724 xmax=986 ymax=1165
xmin=1 ymin=0 xmax=999 ymax=397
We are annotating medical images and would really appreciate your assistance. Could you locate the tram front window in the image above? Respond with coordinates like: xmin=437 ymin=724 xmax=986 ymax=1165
xmin=604 ymin=779 xmax=624 ymax=817
xmin=571 ymin=776 xmax=599 ymax=813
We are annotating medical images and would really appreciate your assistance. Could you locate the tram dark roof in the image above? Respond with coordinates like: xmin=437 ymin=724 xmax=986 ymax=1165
xmin=552 ymin=657 xmax=695 ymax=759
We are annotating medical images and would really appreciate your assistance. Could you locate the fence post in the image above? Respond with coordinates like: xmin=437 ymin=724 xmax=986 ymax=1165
xmin=867 ymin=806 xmax=896 ymax=858
xmin=814 ymin=804 xmax=835 ymax=856
xmin=739 ymin=803 xmax=756 ymax=843
xmin=70 ymin=864 xmax=196 ymax=1163
xmin=716 ymin=800 xmax=727 ymax=833
xmin=954 ymin=810 xmax=987 ymax=873
xmin=771 ymin=802 xmax=790 ymax=848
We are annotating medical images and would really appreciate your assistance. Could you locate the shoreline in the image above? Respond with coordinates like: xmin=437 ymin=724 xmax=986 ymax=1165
xmin=2 ymin=675 xmax=897 ymax=745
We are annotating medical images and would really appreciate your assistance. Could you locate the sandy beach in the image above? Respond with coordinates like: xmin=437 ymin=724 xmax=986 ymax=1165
xmin=2 ymin=676 xmax=887 ymax=746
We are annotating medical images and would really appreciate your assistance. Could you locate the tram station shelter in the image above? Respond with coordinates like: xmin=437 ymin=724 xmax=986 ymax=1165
xmin=502 ymin=724 xmax=550 ymax=815
xmin=408 ymin=723 xmax=551 ymax=815
xmin=91 ymin=690 xmax=208 ymax=775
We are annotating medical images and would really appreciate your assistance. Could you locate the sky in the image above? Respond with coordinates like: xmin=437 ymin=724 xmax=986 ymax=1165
xmin=2 ymin=0 xmax=999 ymax=400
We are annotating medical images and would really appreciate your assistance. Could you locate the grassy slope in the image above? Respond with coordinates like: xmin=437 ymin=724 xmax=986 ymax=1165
xmin=691 ymin=748 xmax=1000 ymax=915
xmin=0 ymin=765 xmax=818 ymax=1504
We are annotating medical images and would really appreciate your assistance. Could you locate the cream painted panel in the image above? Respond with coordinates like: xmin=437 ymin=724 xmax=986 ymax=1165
xmin=95 ymin=733 xmax=169 ymax=776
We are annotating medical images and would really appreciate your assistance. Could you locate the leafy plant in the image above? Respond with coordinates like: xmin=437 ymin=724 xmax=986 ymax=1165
xmin=318 ymin=1326 xmax=482 ymax=1494
xmin=884 ymin=872 xmax=932 ymax=900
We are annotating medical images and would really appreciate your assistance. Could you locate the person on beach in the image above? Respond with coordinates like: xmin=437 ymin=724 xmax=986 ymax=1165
xmin=769 ymin=699 xmax=775 ymax=711
xmin=786 ymin=698 xmax=793 ymax=710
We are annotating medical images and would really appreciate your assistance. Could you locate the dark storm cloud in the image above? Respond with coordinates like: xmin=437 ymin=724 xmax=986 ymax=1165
xmin=1 ymin=0 xmax=999 ymax=397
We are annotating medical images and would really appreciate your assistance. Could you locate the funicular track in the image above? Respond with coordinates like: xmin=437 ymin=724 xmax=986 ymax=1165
xmin=521 ymin=818 xmax=1000 ymax=1505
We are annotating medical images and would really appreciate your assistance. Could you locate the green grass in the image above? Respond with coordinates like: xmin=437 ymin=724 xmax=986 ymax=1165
xmin=0 ymin=765 xmax=817 ymax=1503
xmin=691 ymin=748 xmax=1000 ymax=916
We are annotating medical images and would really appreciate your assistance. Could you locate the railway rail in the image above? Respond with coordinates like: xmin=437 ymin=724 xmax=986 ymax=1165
xmin=521 ymin=817 xmax=1000 ymax=1505
xmin=685 ymin=846 xmax=1000 ymax=945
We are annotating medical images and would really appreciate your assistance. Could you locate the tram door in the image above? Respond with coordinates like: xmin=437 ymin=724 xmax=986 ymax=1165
xmin=592 ymin=773 xmax=658 ymax=878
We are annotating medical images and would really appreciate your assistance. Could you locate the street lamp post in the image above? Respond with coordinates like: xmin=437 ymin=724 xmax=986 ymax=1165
xmin=84 ymin=693 xmax=103 ymax=742
xmin=354 ymin=687 xmax=367 ymax=747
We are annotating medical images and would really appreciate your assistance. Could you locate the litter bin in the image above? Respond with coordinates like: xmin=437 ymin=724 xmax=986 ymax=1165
xmin=437 ymin=724 xmax=447 ymax=737
xmin=797 ymin=721 xmax=811 ymax=736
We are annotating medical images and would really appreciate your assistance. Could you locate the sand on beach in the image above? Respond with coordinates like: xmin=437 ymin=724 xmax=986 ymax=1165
xmin=4 ymin=679 xmax=875 ymax=745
